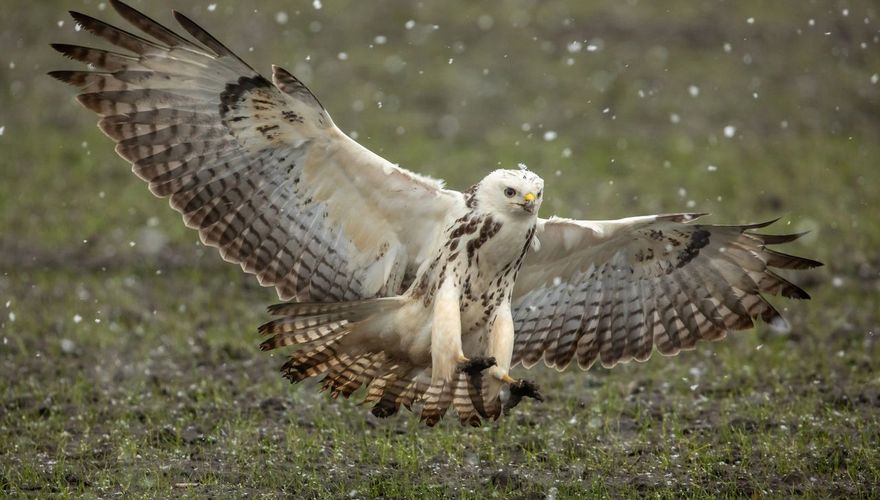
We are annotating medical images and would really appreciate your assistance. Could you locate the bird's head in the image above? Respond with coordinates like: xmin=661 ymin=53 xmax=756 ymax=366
xmin=472 ymin=168 xmax=544 ymax=218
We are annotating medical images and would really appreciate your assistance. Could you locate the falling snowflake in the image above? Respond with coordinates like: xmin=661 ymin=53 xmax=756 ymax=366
xmin=477 ymin=15 xmax=494 ymax=31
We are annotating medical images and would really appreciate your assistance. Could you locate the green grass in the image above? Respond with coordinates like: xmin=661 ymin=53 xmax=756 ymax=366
xmin=2 ymin=0 xmax=879 ymax=497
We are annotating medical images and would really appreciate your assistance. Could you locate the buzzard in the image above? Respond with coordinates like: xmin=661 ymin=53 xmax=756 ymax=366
xmin=51 ymin=1 xmax=821 ymax=426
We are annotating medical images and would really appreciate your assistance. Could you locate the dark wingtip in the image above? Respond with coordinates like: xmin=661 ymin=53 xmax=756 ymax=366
xmin=171 ymin=10 xmax=214 ymax=51
xmin=763 ymin=248 xmax=825 ymax=270
xmin=257 ymin=321 xmax=272 ymax=335
xmin=171 ymin=9 xmax=256 ymax=71
xmin=110 ymin=0 xmax=190 ymax=48
xmin=740 ymin=217 xmax=783 ymax=230
xmin=50 ymin=42 xmax=73 ymax=55
xmin=782 ymin=282 xmax=812 ymax=300
xmin=751 ymin=231 xmax=810 ymax=245
xmin=68 ymin=10 xmax=96 ymax=30
xmin=797 ymin=258 xmax=823 ymax=270
xmin=171 ymin=10 xmax=200 ymax=36
xmin=47 ymin=70 xmax=71 ymax=83
xmin=266 ymin=303 xmax=287 ymax=315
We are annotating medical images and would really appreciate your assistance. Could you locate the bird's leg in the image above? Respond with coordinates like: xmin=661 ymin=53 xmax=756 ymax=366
xmin=431 ymin=278 xmax=465 ymax=385
xmin=482 ymin=304 xmax=516 ymax=402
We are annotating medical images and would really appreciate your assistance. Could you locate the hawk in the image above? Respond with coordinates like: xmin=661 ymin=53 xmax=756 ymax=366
xmin=52 ymin=1 xmax=821 ymax=426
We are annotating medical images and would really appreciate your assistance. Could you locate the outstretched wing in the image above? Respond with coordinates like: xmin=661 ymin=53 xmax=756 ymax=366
xmin=50 ymin=0 xmax=463 ymax=302
xmin=511 ymin=214 xmax=821 ymax=370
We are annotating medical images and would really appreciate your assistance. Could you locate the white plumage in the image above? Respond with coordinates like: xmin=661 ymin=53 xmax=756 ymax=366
xmin=52 ymin=1 xmax=821 ymax=426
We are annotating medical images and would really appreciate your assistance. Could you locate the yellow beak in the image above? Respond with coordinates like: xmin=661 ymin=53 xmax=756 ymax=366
xmin=523 ymin=192 xmax=536 ymax=202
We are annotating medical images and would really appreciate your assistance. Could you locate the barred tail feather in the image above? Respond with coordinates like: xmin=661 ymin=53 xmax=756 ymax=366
xmin=264 ymin=296 xmax=508 ymax=427
xmin=259 ymin=298 xmax=401 ymax=385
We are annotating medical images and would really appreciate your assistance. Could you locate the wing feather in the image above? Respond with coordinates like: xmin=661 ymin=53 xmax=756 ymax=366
xmin=513 ymin=215 xmax=821 ymax=370
xmin=549 ymin=271 xmax=593 ymax=369
xmin=52 ymin=1 xmax=464 ymax=302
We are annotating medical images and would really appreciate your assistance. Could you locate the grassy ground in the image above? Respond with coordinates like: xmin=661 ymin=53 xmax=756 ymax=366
xmin=2 ymin=0 xmax=879 ymax=497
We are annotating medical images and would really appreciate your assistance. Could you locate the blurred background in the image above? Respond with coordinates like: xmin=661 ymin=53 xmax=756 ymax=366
xmin=1 ymin=0 xmax=878 ymax=496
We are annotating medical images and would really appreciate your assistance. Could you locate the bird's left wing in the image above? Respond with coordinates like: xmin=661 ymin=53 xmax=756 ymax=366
xmin=511 ymin=214 xmax=821 ymax=370
xmin=50 ymin=1 xmax=463 ymax=302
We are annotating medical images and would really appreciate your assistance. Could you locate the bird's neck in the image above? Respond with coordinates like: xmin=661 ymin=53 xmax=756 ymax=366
xmin=454 ymin=209 xmax=535 ymax=272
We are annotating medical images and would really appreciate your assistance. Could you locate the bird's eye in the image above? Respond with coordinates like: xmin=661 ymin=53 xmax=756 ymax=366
xmin=504 ymin=187 xmax=516 ymax=198
xmin=537 ymin=190 xmax=543 ymax=198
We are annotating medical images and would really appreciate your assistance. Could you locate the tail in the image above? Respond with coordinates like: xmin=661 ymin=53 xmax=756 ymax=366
xmin=258 ymin=298 xmax=400 ymax=384
xmin=259 ymin=297 xmax=505 ymax=427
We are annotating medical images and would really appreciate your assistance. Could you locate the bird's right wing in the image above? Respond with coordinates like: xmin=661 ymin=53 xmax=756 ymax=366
xmin=51 ymin=0 xmax=463 ymax=302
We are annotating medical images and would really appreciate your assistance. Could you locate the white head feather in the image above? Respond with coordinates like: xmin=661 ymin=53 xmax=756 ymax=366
xmin=473 ymin=169 xmax=544 ymax=219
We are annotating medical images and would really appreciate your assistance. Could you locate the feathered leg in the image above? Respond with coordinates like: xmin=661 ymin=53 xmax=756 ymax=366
xmin=486 ymin=303 xmax=544 ymax=416
xmin=431 ymin=277 xmax=467 ymax=385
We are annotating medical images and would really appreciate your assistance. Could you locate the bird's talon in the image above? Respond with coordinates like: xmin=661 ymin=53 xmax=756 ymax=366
xmin=457 ymin=356 xmax=497 ymax=375
xmin=504 ymin=379 xmax=544 ymax=413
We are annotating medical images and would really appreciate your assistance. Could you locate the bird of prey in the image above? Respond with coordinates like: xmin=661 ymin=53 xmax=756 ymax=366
xmin=51 ymin=1 xmax=821 ymax=427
